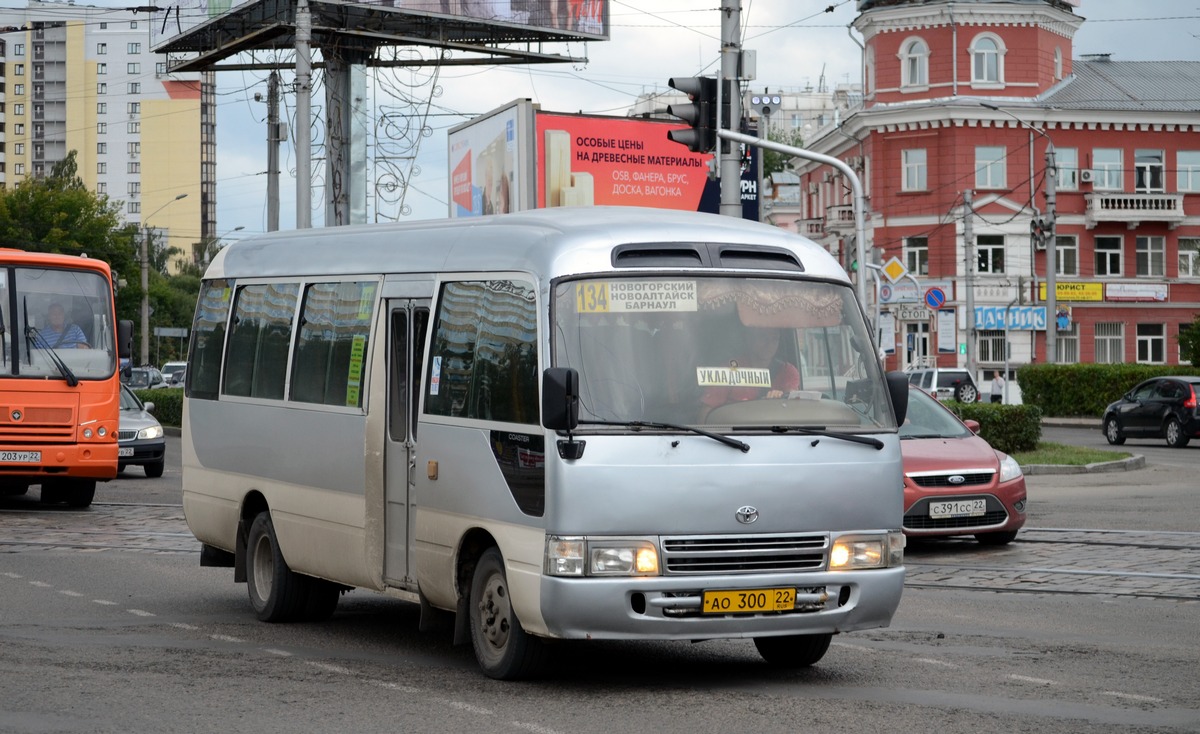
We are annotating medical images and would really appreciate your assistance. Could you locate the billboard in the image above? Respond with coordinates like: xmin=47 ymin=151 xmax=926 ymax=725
xmin=152 ymin=0 xmax=609 ymax=55
xmin=448 ymin=100 xmax=535 ymax=217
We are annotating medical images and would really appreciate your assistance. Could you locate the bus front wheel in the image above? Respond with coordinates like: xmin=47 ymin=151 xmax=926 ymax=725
xmin=246 ymin=512 xmax=308 ymax=623
xmin=468 ymin=547 xmax=546 ymax=680
xmin=753 ymin=633 xmax=832 ymax=668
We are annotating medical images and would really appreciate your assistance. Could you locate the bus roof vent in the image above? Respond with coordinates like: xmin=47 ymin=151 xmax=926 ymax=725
xmin=713 ymin=244 xmax=804 ymax=272
xmin=612 ymin=243 xmax=708 ymax=268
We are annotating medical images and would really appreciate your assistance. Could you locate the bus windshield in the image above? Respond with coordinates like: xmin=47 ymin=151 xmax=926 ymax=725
xmin=554 ymin=276 xmax=896 ymax=431
xmin=1 ymin=266 xmax=117 ymax=380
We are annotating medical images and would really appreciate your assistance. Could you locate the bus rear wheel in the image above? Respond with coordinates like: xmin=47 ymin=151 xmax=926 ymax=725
xmin=754 ymin=633 xmax=833 ymax=668
xmin=469 ymin=547 xmax=546 ymax=680
xmin=246 ymin=512 xmax=308 ymax=622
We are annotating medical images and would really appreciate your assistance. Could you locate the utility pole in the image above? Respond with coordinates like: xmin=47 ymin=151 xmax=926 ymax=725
xmin=1043 ymin=145 xmax=1058 ymax=364
xmin=267 ymin=70 xmax=281 ymax=232
xmin=963 ymin=189 xmax=976 ymax=379
xmin=719 ymin=3 xmax=742 ymax=217
xmin=295 ymin=0 xmax=313 ymax=229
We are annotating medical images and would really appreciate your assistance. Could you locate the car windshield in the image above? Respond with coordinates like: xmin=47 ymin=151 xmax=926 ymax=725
xmin=899 ymin=387 xmax=973 ymax=439
xmin=128 ymin=370 xmax=152 ymax=387
xmin=119 ymin=386 xmax=142 ymax=410
xmin=553 ymin=275 xmax=896 ymax=431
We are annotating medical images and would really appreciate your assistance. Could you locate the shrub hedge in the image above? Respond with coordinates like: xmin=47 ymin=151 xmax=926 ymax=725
xmin=942 ymin=401 xmax=1042 ymax=454
xmin=1016 ymin=363 xmax=1200 ymax=418
xmin=133 ymin=388 xmax=182 ymax=427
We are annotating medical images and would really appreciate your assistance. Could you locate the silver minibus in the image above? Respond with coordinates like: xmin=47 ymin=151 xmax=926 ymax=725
xmin=182 ymin=206 xmax=909 ymax=679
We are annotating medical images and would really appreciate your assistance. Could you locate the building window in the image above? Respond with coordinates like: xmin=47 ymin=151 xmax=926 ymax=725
xmin=977 ymin=329 xmax=1006 ymax=363
xmin=1094 ymin=322 xmax=1123 ymax=363
xmin=97 ymin=42 xmax=107 ymax=55
xmin=13 ymin=84 xmax=23 ymax=95
xmin=904 ymin=236 xmax=929 ymax=275
xmin=13 ymin=103 xmax=23 ymax=116
xmin=13 ymin=44 xmax=23 ymax=56
xmin=97 ymin=83 xmax=106 ymax=95
xmin=128 ymin=82 xmax=140 ymax=94
xmin=1057 ymin=323 xmax=1079 ymax=364
xmin=1093 ymin=148 xmax=1122 ymax=190
xmin=1136 ymin=324 xmax=1165 ymax=363
xmin=128 ymin=201 xmax=140 ymax=214
xmin=97 ymin=162 xmax=106 ymax=174
xmin=1056 ymin=235 xmax=1078 ymax=276
xmin=128 ymin=142 xmax=140 ymax=156
xmin=14 ymin=124 xmax=23 ymax=135
xmin=902 ymin=149 xmax=926 ymax=191
xmin=1094 ymin=236 xmax=1122 ymax=276
xmin=128 ymin=121 xmax=140 ymax=134
xmin=127 ymin=62 xmax=140 ymax=75
xmin=99 ymin=23 xmax=106 ymax=29
xmin=97 ymin=63 xmax=106 ymax=75
xmin=14 ymin=143 xmax=23 ymax=155
xmin=1134 ymin=149 xmax=1165 ymax=192
xmin=1054 ymin=47 xmax=1063 ymax=80
xmin=1056 ymin=147 xmax=1078 ymax=190
xmin=1135 ymin=236 xmax=1165 ymax=277
xmin=977 ymin=234 xmax=1005 ymax=274
xmin=128 ymin=102 xmax=140 ymax=115
xmin=96 ymin=122 xmax=106 ymax=134
xmin=969 ymin=34 xmax=1004 ymax=85
xmin=1179 ymin=238 xmax=1200 ymax=278
xmin=130 ymin=21 xmax=138 ymax=29
xmin=97 ymin=142 xmax=107 ymax=155
xmin=128 ymin=42 xmax=141 ymax=54
xmin=128 ymin=162 xmax=140 ymax=174
xmin=1182 ymin=324 xmax=1194 ymax=365
xmin=96 ymin=182 xmax=106 ymax=194
xmin=14 ymin=163 xmax=24 ymax=175
xmin=899 ymin=38 xmax=929 ymax=89
xmin=975 ymin=146 xmax=1006 ymax=189
xmin=1178 ymin=151 xmax=1200 ymax=192
xmin=13 ymin=63 xmax=23 ymax=75
xmin=128 ymin=182 xmax=140 ymax=196
xmin=97 ymin=102 xmax=107 ymax=115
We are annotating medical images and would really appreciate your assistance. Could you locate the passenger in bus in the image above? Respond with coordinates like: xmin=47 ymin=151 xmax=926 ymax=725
xmin=699 ymin=326 xmax=799 ymax=420
xmin=33 ymin=302 xmax=89 ymax=349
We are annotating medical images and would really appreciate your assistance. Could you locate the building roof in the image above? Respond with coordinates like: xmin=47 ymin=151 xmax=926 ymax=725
xmin=1044 ymin=60 xmax=1200 ymax=113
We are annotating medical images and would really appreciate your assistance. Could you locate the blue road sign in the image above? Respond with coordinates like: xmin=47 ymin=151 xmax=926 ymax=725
xmin=924 ymin=287 xmax=946 ymax=310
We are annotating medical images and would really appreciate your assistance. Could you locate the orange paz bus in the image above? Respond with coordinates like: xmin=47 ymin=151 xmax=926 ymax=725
xmin=0 ymin=250 xmax=132 ymax=507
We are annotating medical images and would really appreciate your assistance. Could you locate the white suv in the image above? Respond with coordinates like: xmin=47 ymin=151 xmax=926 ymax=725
xmin=906 ymin=367 xmax=981 ymax=403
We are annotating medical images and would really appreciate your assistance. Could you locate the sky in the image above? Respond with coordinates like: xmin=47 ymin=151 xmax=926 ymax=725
xmin=203 ymin=0 xmax=1200 ymax=242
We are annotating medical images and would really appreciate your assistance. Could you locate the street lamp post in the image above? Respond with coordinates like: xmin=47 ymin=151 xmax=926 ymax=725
xmin=980 ymin=103 xmax=1057 ymax=364
xmin=141 ymin=193 xmax=188 ymax=366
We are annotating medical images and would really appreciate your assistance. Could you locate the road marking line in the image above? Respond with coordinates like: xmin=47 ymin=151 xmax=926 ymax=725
xmin=831 ymin=642 xmax=877 ymax=653
xmin=29 ymin=580 xmax=52 ymax=588
xmin=373 ymin=681 xmax=421 ymax=694
xmin=1101 ymin=691 xmax=1163 ymax=703
xmin=169 ymin=622 xmax=199 ymax=631
xmin=264 ymin=648 xmax=292 ymax=657
xmin=1010 ymin=674 xmax=1056 ymax=685
xmin=449 ymin=701 xmax=494 ymax=716
xmin=93 ymin=599 xmax=117 ymax=605
xmin=2 ymin=572 xmax=22 ymax=579
xmin=915 ymin=657 xmax=958 ymax=668
xmin=210 ymin=634 xmax=243 ymax=643
xmin=308 ymin=662 xmax=352 ymax=675
xmin=58 ymin=590 xmax=84 ymax=597
xmin=127 ymin=609 xmax=156 ymax=617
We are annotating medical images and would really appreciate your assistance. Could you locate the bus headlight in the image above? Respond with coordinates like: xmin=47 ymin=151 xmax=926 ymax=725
xmin=546 ymin=537 xmax=660 ymax=577
xmin=830 ymin=532 xmax=904 ymax=570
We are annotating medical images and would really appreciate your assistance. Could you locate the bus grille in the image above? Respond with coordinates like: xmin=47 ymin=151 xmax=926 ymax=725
xmin=661 ymin=533 xmax=828 ymax=575
xmin=0 ymin=406 xmax=75 ymax=443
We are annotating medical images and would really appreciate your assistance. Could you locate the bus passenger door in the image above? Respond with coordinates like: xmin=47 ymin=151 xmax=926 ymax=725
xmin=384 ymin=300 xmax=429 ymax=586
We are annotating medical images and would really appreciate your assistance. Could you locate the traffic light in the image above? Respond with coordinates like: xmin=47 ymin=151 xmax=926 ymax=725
xmin=666 ymin=76 xmax=718 ymax=153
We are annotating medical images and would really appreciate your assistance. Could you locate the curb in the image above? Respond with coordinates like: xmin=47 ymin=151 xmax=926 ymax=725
xmin=1021 ymin=454 xmax=1145 ymax=475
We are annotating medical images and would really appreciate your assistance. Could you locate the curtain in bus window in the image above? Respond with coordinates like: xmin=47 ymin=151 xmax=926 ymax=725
xmin=224 ymin=282 xmax=299 ymax=400
xmin=291 ymin=281 xmax=376 ymax=408
xmin=426 ymin=280 xmax=538 ymax=424
xmin=189 ymin=280 xmax=231 ymax=400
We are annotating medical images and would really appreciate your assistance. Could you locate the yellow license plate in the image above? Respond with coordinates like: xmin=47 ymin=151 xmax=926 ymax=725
xmin=702 ymin=588 xmax=796 ymax=614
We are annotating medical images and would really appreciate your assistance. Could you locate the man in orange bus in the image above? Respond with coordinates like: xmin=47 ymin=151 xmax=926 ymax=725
xmin=33 ymin=302 xmax=90 ymax=349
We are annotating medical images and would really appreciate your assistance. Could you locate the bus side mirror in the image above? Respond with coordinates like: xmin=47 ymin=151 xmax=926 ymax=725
xmin=542 ymin=367 xmax=580 ymax=431
xmin=886 ymin=371 xmax=909 ymax=427
xmin=118 ymin=320 xmax=134 ymax=360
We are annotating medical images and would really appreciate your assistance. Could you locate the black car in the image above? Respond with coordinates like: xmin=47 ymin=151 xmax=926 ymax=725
xmin=1102 ymin=376 xmax=1200 ymax=448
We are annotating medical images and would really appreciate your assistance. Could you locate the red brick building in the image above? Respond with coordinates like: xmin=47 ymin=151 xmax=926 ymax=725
xmin=793 ymin=0 xmax=1200 ymax=382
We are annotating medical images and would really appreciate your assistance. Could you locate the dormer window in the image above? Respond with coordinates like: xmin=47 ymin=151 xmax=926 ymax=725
xmin=970 ymin=34 xmax=1006 ymax=87
xmin=899 ymin=38 xmax=929 ymax=90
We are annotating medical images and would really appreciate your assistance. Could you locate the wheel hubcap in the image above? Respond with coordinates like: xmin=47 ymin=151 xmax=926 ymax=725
xmin=477 ymin=575 xmax=510 ymax=650
xmin=252 ymin=535 xmax=273 ymax=599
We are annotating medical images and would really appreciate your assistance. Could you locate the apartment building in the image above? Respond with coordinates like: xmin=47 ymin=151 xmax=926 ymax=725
xmin=0 ymin=1 xmax=211 ymax=271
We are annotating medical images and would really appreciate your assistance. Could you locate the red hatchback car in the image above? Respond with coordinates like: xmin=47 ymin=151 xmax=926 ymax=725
xmin=899 ymin=386 xmax=1027 ymax=545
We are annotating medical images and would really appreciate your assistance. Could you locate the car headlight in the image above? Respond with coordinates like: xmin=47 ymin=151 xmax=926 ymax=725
xmin=829 ymin=532 xmax=903 ymax=570
xmin=998 ymin=452 xmax=1023 ymax=483
xmin=137 ymin=425 xmax=164 ymax=440
xmin=545 ymin=536 xmax=660 ymax=577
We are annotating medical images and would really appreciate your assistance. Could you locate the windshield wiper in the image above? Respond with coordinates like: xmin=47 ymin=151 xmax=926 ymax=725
xmin=24 ymin=325 xmax=79 ymax=387
xmin=577 ymin=419 xmax=750 ymax=453
xmin=758 ymin=425 xmax=885 ymax=450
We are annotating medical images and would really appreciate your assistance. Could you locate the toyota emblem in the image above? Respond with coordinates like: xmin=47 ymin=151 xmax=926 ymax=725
xmin=948 ymin=475 xmax=966 ymax=485
xmin=735 ymin=505 xmax=759 ymax=524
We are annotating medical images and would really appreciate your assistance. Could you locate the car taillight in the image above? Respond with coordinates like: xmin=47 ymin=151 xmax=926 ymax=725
xmin=1185 ymin=386 xmax=1197 ymax=410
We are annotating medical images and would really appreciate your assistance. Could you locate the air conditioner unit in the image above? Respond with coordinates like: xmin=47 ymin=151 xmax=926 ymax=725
xmin=1079 ymin=169 xmax=1095 ymax=183
xmin=807 ymin=182 xmax=819 ymax=194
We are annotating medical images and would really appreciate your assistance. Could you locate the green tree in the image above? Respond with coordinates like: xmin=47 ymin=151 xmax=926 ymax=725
xmin=1179 ymin=315 xmax=1200 ymax=365
xmin=763 ymin=127 xmax=807 ymax=177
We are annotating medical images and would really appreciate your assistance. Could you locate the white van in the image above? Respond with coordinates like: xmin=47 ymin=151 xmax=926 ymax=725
xmin=181 ymin=207 xmax=910 ymax=679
